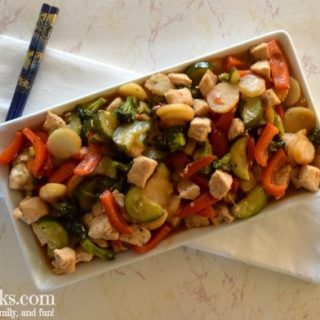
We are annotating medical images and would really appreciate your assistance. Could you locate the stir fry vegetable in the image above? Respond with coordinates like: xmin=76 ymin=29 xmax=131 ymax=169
xmin=4 ymin=39 xmax=320 ymax=275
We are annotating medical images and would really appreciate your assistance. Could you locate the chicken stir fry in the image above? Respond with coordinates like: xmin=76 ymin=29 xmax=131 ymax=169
xmin=1 ymin=39 xmax=320 ymax=275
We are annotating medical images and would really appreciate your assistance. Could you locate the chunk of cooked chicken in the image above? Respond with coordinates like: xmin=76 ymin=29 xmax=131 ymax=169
xmin=211 ymin=203 xmax=235 ymax=224
xmin=187 ymin=117 xmax=212 ymax=142
xmin=119 ymin=225 xmax=151 ymax=247
xmin=262 ymin=89 xmax=281 ymax=107
xmin=52 ymin=247 xmax=76 ymax=275
xmin=185 ymin=215 xmax=210 ymax=228
xmin=43 ymin=111 xmax=66 ymax=132
xmin=144 ymin=73 xmax=174 ymax=96
xmin=228 ymin=118 xmax=245 ymax=141
xmin=75 ymin=247 xmax=94 ymax=263
xmin=273 ymin=164 xmax=292 ymax=188
xmin=198 ymin=70 xmax=217 ymax=97
xmin=250 ymin=42 xmax=270 ymax=60
xmin=88 ymin=215 xmax=119 ymax=240
xmin=177 ymin=180 xmax=200 ymax=200
xmin=127 ymin=156 xmax=158 ymax=188
xmin=168 ymin=73 xmax=192 ymax=86
xmin=112 ymin=189 xmax=125 ymax=209
xmin=193 ymin=99 xmax=210 ymax=117
xmin=250 ymin=60 xmax=271 ymax=80
xmin=209 ymin=170 xmax=233 ymax=200
xmin=13 ymin=197 xmax=49 ymax=225
xmin=106 ymin=97 xmax=124 ymax=112
xmin=291 ymin=165 xmax=320 ymax=192
xmin=165 ymin=88 xmax=193 ymax=106
xmin=9 ymin=163 xmax=33 ymax=190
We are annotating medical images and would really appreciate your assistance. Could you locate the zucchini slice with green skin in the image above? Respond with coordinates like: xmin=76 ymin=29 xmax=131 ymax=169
xmin=93 ymin=110 xmax=118 ymax=140
xmin=112 ymin=120 xmax=150 ymax=156
xmin=65 ymin=112 xmax=82 ymax=135
xmin=93 ymin=156 xmax=117 ymax=179
xmin=231 ymin=185 xmax=267 ymax=219
xmin=230 ymin=136 xmax=250 ymax=180
xmin=32 ymin=219 xmax=69 ymax=258
xmin=229 ymin=68 xmax=240 ymax=85
xmin=240 ymin=97 xmax=263 ymax=129
xmin=125 ymin=187 xmax=165 ymax=223
xmin=74 ymin=176 xmax=100 ymax=211
xmin=185 ymin=61 xmax=213 ymax=84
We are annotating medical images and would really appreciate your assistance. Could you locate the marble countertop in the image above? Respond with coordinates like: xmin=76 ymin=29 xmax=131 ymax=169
xmin=1 ymin=0 xmax=320 ymax=319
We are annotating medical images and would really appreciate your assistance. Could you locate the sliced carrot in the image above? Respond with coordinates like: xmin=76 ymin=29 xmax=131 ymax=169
xmin=239 ymin=69 xmax=253 ymax=77
xmin=226 ymin=56 xmax=249 ymax=71
xmin=0 ymin=132 xmax=23 ymax=165
xmin=133 ymin=224 xmax=172 ymax=254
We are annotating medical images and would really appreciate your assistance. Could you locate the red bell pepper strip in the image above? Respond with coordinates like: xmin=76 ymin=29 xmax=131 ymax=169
xmin=210 ymin=127 xmax=229 ymax=158
xmin=177 ymin=192 xmax=218 ymax=218
xmin=74 ymin=143 xmax=102 ymax=176
xmin=42 ymin=154 xmax=54 ymax=178
xmin=49 ymin=161 xmax=77 ymax=183
xmin=67 ymin=174 xmax=83 ymax=197
xmin=261 ymin=148 xmax=287 ymax=199
xmin=190 ymin=174 xmax=209 ymax=191
xmin=226 ymin=55 xmax=248 ymax=71
xmin=22 ymin=128 xmax=47 ymax=177
xmin=197 ymin=206 xmax=216 ymax=218
xmin=34 ymin=131 xmax=49 ymax=143
xmin=181 ymin=155 xmax=216 ymax=179
xmin=0 ymin=132 xmax=23 ymax=165
xmin=254 ymin=123 xmax=279 ymax=167
xmin=100 ymin=190 xmax=133 ymax=234
xmin=72 ymin=146 xmax=89 ymax=160
xmin=165 ymin=152 xmax=189 ymax=168
xmin=133 ymin=224 xmax=172 ymax=254
xmin=231 ymin=177 xmax=239 ymax=192
xmin=275 ymin=104 xmax=284 ymax=119
xmin=268 ymin=40 xmax=290 ymax=90
xmin=216 ymin=109 xmax=235 ymax=131
xmin=247 ymin=135 xmax=255 ymax=167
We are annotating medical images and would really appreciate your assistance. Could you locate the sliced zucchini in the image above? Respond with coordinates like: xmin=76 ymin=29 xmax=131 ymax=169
xmin=229 ymin=68 xmax=240 ymax=85
xmin=185 ymin=61 xmax=213 ymax=84
xmin=65 ymin=112 xmax=82 ymax=135
xmin=240 ymin=97 xmax=263 ymax=128
xmin=112 ymin=120 xmax=150 ymax=156
xmin=93 ymin=110 xmax=118 ymax=140
xmin=124 ymin=187 xmax=165 ymax=223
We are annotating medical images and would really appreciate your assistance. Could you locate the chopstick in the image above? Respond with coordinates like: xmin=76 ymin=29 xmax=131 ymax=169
xmin=5 ymin=3 xmax=59 ymax=121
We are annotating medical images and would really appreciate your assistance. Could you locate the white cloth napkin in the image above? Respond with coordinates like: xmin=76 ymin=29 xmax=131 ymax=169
xmin=1 ymin=35 xmax=320 ymax=283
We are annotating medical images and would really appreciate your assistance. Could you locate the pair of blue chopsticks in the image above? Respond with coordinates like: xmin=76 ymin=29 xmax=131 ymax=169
xmin=5 ymin=3 xmax=59 ymax=121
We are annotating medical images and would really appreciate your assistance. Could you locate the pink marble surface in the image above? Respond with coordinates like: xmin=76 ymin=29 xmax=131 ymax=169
xmin=1 ymin=0 xmax=320 ymax=319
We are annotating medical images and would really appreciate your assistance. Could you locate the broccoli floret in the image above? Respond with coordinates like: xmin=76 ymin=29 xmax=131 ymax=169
xmin=116 ymin=96 xmax=138 ymax=123
xmin=51 ymin=200 xmax=79 ymax=217
xmin=76 ymin=97 xmax=107 ymax=120
xmin=212 ymin=153 xmax=231 ymax=171
xmin=309 ymin=128 xmax=320 ymax=145
xmin=112 ymin=160 xmax=131 ymax=173
xmin=157 ymin=126 xmax=187 ymax=152
xmin=268 ymin=139 xmax=286 ymax=153
xmin=81 ymin=238 xmax=115 ymax=260
xmin=137 ymin=101 xmax=151 ymax=115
